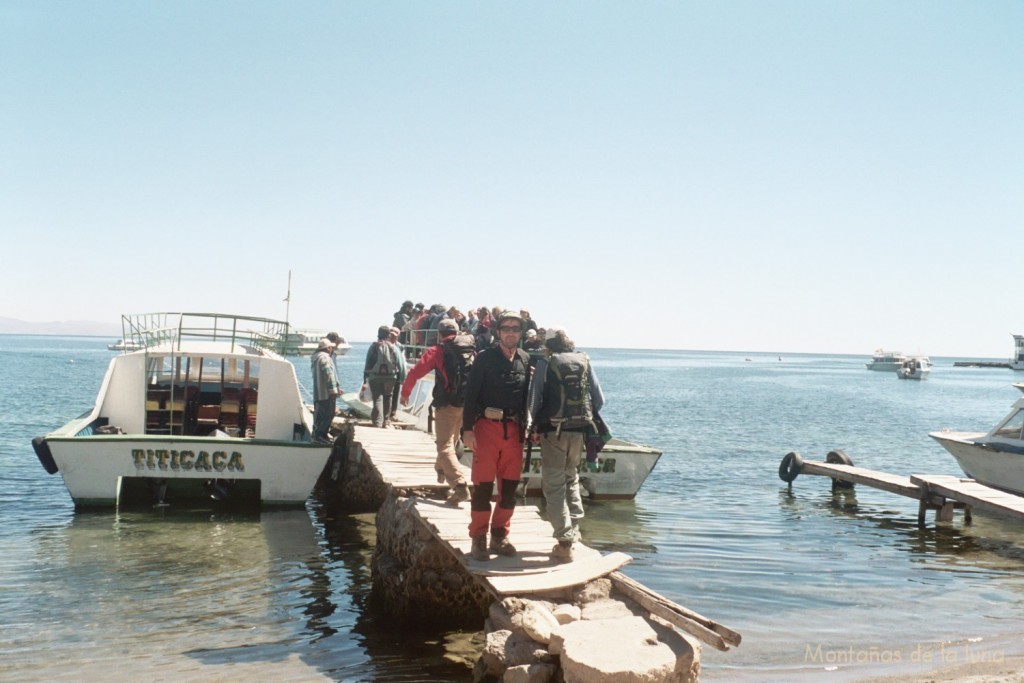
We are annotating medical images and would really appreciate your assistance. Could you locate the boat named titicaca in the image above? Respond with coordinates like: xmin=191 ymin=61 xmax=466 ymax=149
xmin=32 ymin=312 xmax=334 ymax=508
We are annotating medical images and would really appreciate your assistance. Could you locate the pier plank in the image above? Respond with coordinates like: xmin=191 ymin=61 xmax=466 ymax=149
xmin=910 ymin=475 xmax=1024 ymax=521
xmin=800 ymin=461 xmax=920 ymax=498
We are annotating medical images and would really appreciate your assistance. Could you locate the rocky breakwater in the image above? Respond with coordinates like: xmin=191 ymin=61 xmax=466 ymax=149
xmin=477 ymin=583 xmax=700 ymax=683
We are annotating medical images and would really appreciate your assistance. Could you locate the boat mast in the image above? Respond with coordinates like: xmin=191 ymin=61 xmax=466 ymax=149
xmin=284 ymin=270 xmax=292 ymax=332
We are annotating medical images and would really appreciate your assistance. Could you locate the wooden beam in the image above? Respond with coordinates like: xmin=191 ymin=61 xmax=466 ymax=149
xmin=610 ymin=571 xmax=742 ymax=651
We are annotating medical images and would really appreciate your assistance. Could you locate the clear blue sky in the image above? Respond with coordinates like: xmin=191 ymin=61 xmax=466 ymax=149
xmin=2 ymin=2 xmax=1021 ymax=356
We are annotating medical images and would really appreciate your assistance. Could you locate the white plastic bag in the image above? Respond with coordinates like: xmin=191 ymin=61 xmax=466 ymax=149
xmin=358 ymin=383 xmax=371 ymax=402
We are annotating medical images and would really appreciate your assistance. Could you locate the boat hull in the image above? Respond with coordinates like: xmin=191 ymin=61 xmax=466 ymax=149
xmin=929 ymin=431 xmax=1024 ymax=496
xmin=866 ymin=360 xmax=903 ymax=371
xmin=45 ymin=435 xmax=332 ymax=507
xmin=516 ymin=439 xmax=661 ymax=500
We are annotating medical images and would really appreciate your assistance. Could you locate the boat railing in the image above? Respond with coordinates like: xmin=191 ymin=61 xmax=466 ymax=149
xmin=121 ymin=312 xmax=291 ymax=354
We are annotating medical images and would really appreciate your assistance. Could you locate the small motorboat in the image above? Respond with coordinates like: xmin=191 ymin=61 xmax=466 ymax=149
xmin=897 ymin=358 xmax=930 ymax=380
xmin=107 ymin=338 xmax=143 ymax=352
xmin=930 ymin=388 xmax=1024 ymax=496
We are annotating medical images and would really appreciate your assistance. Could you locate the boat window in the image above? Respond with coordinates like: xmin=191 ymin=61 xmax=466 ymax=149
xmin=993 ymin=410 xmax=1024 ymax=440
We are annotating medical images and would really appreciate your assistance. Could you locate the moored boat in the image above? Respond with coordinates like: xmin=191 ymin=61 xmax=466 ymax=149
xmin=930 ymin=389 xmax=1024 ymax=496
xmin=1010 ymin=334 xmax=1024 ymax=371
xmin=866 ymin=348 xmax=931 ymax=372
xmin=32 ymin=312 xmax=335 ymax=508
xmin=108 ymin=338 xmax=143 ymax=352
xmin=896 ymin=358 xmax=930 ymax=380
xmin=277 ymin=329 xmax=351 ymax=357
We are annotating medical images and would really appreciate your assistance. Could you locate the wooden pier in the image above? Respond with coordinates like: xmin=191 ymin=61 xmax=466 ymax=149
xmin=952 ymin=360 xmax=1011 ymax=368
xmin=781 ymin=453 xmax=1024 ymax=526
xmin=349 ymin=423 xmax=740 ymax=652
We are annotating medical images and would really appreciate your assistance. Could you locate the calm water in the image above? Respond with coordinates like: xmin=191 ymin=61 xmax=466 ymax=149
xmin=4 ymin=335 xmax=1024 ymax=682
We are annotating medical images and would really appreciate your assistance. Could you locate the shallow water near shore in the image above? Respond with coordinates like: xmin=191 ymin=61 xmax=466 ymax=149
xmin=4 ymin=335 xmax=1024 ymax=681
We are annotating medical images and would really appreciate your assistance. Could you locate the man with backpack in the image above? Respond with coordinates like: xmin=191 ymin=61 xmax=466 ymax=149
xmin=526 ymin=327 xmax=605 ymax=563
xmin=400 ymin=318 xmax=474 ymax=506
xmin=362 ymin=325 xmax=403 ymax=428
xmin=462 ymin=310 xmax=532 ymax=562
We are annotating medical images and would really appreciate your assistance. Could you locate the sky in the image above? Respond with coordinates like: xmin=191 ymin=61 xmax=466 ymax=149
xmin=2 ymin=2 xmax=1021 ymax=357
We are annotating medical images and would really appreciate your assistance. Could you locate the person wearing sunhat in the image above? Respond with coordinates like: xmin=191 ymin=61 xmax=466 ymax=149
xmin=461 ymin=310 xmax=531 ymax=561
xmin=310 ymin=337 xmax=342 ymax=444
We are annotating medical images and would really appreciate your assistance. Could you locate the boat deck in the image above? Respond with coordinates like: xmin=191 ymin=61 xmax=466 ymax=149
xmin=791 ymin=459 xmax=1024 ymax=525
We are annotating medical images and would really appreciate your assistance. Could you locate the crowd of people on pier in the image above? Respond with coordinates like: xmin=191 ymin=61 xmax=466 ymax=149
xmin=311 ymin=300 xmax=608 ymax=565
xmin=389 ymin=300 xmax=545 ymax=354
xmin=329 ymin=299 xmax=606 ymax=565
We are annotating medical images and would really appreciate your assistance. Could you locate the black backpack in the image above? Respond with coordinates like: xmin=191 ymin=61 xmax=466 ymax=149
xmin=437 ymin=334 xmax=476 ymax=407
xmin=545 ymin=352 xmax=594 ymax=432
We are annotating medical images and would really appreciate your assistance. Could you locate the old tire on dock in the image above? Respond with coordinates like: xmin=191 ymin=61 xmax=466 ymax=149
xmin=32 ymin=436 xmax=58 ymax=474
xmin=825 ymin=449 xmax=855 ymax=489
xmin=826 ymin=449 xmax=853 ymax=466
xmin=778 ymin=452 xmax=803 ymax=483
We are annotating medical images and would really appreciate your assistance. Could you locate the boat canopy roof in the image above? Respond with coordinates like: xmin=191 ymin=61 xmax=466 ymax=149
xmin=120 ymin=312 xmax=290 ymax=357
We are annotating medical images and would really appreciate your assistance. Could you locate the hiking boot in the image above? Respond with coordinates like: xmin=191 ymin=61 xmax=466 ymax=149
xmin=445 ymin=483 xmax=470 ymax=507
xmin=551 ymin=540 xmax=574 ymax=563
xmin=489 ymin=535 xmax=517 ymax=557
xmin=470 ymin=535 xmax=490 ymax=562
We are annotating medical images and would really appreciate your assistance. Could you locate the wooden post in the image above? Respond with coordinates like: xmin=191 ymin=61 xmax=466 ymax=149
xmin=937 ymin=500 xmax=954 ymax=522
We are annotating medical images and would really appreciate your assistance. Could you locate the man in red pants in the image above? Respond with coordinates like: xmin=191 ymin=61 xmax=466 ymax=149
xmin=461 ymin=310 xmax=531 ymax=561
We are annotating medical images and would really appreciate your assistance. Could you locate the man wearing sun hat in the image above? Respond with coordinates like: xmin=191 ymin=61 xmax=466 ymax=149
xmin=310 ymin=337 xmax=342 ymax=444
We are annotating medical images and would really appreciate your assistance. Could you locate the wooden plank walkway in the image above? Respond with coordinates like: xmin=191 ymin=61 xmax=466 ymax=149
xmin=800 ymin=461 xmax=920 ymax=498
xmin=351 ymin=422 xmax=742 ymax=651
xmin=911 ymin=474 xmax=1024 ymax=522
xmin=352 ymin=423 xmax=632 ymax=594
xmin=795 ymin=460 xmax=1024 ymax=525
xmin=351 ymin=424 xmax=471 ymax=490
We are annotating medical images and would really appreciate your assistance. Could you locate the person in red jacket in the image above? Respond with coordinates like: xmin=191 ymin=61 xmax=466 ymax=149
xmin=401 ymin=319 xmax=475 ymax=506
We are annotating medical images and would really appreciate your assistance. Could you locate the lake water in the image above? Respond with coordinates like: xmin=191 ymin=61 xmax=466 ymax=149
xmin=3 ymin=335 xmax=1024 ymax=681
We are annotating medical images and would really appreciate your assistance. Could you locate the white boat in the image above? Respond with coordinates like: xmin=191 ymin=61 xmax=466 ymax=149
xmin=343 ymin=375 xmax=661 ymax=500
xmin=277 ymin=329 xmax=351 ymax=357
xmin=32 ymin=313 xmax=334 ymax=508
xmin=929 ymin=390 xmax=1024 ymax=496
xmin=896 ymin=358 xmax=930 ymax=380
xmin=108 ymin=338 xmax=143 ymax=352
xmin=866 ymin=349 xmax=931 ymax=372
xmin=1010 ymin=334 xmax=1024 ymax=371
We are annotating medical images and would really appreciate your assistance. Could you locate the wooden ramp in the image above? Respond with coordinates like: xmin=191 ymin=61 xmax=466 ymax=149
xmin=351 ymin=424 xmax=471 ymax=490
xmin=911 ymin=474 xmax=1024 ymax=522
xmin=351 ymin=424 xmax=632 ymax=594
xmin=411 ymin=498 xmax=632 ymax=596
xmin=800 ymin=461 xmax=920 ymax=498
xmin=793 ymin=459 xmax=1024 ymax=525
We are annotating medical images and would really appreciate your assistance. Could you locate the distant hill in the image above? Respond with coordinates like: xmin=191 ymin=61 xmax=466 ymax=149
xmin=0 ymin=316 xmax=122 ymax=337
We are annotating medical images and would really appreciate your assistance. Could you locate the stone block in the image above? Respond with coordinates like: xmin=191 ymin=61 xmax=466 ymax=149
xmin=552 ymin=603 xmax=581 ymax=625
xmin=519 ymin=602 xmax=560 ymax=645
xmin=581 ymin=597 xmax=640 ymax=621
xmin=571 ymin=578 xmax=612 ymax=604
xmin=558 ymin=615 xmax=699 ymax=683
xmin=502 ymin=662 xmax=557 ymax=683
